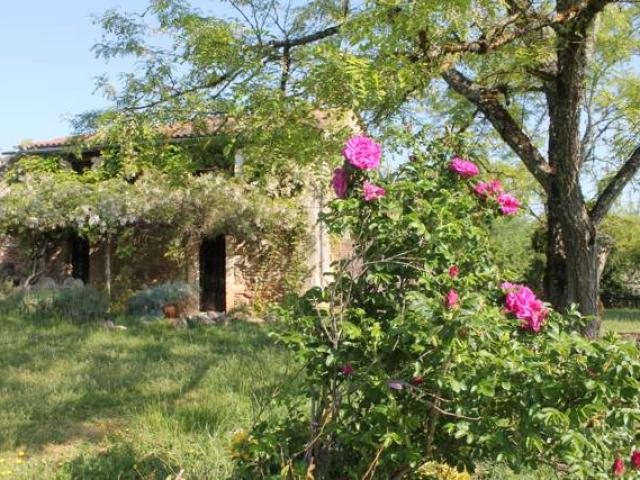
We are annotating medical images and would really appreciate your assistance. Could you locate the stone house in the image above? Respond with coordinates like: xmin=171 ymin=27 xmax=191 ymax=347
xmin=0 ymin=121 xmax=350 ymax=312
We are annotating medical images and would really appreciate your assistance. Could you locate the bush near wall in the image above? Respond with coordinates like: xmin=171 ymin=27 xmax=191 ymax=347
xmin=0 ymin=286 xmax=109 ymax=324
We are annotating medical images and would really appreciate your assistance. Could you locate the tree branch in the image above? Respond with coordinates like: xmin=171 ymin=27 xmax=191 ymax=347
xmin=572 ymin=0 xmax=615 ymax=33
xmin=441 ymin=68 xmax=552 ymax=192
xmin=269 ymin=24 xmax=341 ymax=49
xmin=590 ymin=144 xmax=640 ymax=225
xmin=122 ymin=69 xmax=240 ymax=112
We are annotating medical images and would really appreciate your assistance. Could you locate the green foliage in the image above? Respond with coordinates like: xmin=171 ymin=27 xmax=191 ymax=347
xmin=126 ymin=281 xmax=196 ymax=317
xmin=0 ymin=286 xmax=109 ymax=325
xmin=2 ymin=155 xmax=67 ymax=183
xmin=232 ymin=138 xmax=640 ymax=479
xmin=601 ymin=214 xmax=640 ymax=300
xmin=488 ymin=216 xmax=539 ymax=283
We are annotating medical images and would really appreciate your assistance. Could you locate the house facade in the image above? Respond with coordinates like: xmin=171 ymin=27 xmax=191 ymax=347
xmin=0 ymin=123 xmax=347 ymax=313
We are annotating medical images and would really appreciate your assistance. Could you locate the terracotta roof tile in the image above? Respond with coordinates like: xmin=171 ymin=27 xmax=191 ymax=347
xmin=19 ymin=118 xmax=229 ymax=152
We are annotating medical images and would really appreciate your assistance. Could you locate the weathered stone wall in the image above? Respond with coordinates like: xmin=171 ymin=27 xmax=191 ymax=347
xmin=0 ymin=234 xmax=73 ymax=284
xmin=87 ymin=232 xmax=247 ymax=312
xmin=1 ymin=223 xmax=344 ymax=313
xmin=89 ymin=239 xmax=184 ymax=297
xmin=0 ymin=235 xmax=25 ymax=278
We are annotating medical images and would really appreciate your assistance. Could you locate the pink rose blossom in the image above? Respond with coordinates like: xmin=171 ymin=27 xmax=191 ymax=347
xmin=501 ymin=282 xmax=518 ymax=291
xmin=497 ymin=193 xmax=521 ymax=216
xmin=449 ymin=265 xmax=459 ymax=278
xmin=445 ymin=289 xmax=459 ymax=309
xmin=342 ymin=136 xmax=382 ymax=170
xmin=331 ymin=166 xmax=348 ymax=199
xmin=363 ymin=181 xmax=386 ymax=201
xmin=449 ymin=157 xmax=480 ymax=178
xmin=341 ymin=363 xmax=354 ymax=377
xmin=474 ymin=182 xmax=490 ymax=197
xmin=501 ymin=283 xmax=548 ymax=333
xmin=613 ymin=458 xmax=625 ymax=477
xmin=475 ymin=179 xmax=504 ymax=203
xmin=631 ymin=451 xmax=640 ymax=469
xmin=489 ymin=179 xmax=503 ymax=195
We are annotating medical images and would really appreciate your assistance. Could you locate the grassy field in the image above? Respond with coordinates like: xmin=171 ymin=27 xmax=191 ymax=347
xmin=0 ymin=314 xmax=293 ymax=479
xmin=0 ymin=308 xmax=638 ymax=479
xmin=603 ymin=308 xmax=640 ymax=334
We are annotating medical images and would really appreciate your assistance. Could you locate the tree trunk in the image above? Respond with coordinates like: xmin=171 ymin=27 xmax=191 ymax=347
xmin=105 ymin=234 xmax=112 ymax=300
xmin=542 ymin=4 xmax=601 ymax=337
xmin=543 ymin=192 xmax=568 ymax=309
xmin=545 ymin=192 xmax=600 ymax=336
xmin=560 ymin=209 xmax=600 ymax=337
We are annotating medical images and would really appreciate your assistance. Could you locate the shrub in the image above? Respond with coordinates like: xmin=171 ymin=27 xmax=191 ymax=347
xmin=231 ymin=137 xmax=640 ymax=479
xmin=126 ymin=281 xmax=196 ymax=317
xmin=0 ymin=285 xmax=108 ymax=324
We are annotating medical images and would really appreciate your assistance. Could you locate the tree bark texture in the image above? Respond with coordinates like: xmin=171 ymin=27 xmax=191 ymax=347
xmin=546 ymin=5 xmax=600 ymax=336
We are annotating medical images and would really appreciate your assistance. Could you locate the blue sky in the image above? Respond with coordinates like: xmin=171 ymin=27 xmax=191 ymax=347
xmin=0 ymin=1 xmax=155 ymax=152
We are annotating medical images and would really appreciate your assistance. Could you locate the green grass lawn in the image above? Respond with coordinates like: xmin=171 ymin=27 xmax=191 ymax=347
xmin=1 ymin=308 xmax=638 ymax=479
xmin=0 ymin=314 xmax=293 ymax=479
xmin=603 ymin=308 xmax=640 ymax=334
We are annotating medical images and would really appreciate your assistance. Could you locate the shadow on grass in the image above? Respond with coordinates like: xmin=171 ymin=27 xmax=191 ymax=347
xmin=0 ymin=314 xmax=282 ymax=454
xmin=58 ymin=441 xmax=181 ymax=480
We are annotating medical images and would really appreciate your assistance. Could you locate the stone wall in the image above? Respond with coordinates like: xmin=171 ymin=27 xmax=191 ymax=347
xmin=1 ymin=223 xmax=342 ymax=312
xmin=88 ymin=232 xmax=248 ymax=312
xmin=0 ymin=235 xmax=25 ymax=279
xmin=0 ymin=234 xmax=73 ymax=284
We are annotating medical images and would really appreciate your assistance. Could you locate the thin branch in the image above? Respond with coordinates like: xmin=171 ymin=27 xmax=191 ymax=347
xmin=269 ymin=24 xmax=341 ymax=49
xmin=122 ymin=69 xmax=238 ymax=111
xmin=280 ymin=45 xmax=291 ymax=92
xmin=590 ymin=144 xmax=640 ymax=224
xmin=441 ymin=68 xmax=552 ymax=192
xmin=572 ymin=0 xmax=615 ymax=34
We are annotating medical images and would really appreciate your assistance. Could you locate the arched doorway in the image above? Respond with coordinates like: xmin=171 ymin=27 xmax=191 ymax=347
xmin=199 ymin=235 xmax=226 ymax=311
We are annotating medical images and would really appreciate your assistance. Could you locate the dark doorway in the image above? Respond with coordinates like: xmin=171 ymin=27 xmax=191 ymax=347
xmin=199 ymin=235 xmax=226 ymax=311
xmin=70 ymin=234 xmax=90 ymax=283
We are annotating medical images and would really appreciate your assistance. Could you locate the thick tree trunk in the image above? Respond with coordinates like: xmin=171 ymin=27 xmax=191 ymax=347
xmin=543 ymin=193 xmax=568 ymax=309
xmin=561 ymin=210 xmax=600 ymax=337
xmin=545 ymin=193 xmax=600 ymax=337
xmin=545 ymin=5 xmax=600 ymax=337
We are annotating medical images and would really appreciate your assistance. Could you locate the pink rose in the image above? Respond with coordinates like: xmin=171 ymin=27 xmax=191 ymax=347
xmin=501 ymin=283 xmax=548 ymax=333
xmin=449 ymin=265 xmax=459 ymax=278
xmin=474 ymin=182 xmax=490 ymax=197
xmin=489 ymin=179 xmax=503 ymax=195
xmin=497 ymin=193 xmax=521 ymax=215
xmin=341 ymin=363 xmax=354 ymax=377
xmin=449 ymin=157 xmax=479 ymax=178
xmin=445 ymin=289 xmax=459 ymax=309
xmin=631 ymin=451 xmax=640 ymax=469
xmin=342 ymin=136 xmax=382 ymax=170
xmin=331 ymin=166 xmax=348 ymax=199
xmin=362 ymin=181 xmax=386 ymax=201
xmin=475 ymin=179 xmax=503 ymax=197
xmin=613 ymin=458 xmax=625 ymax=477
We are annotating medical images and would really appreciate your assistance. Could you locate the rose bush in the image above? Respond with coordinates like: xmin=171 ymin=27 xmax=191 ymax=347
xmin=231 ymin=137 xmax=640 ymax=479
